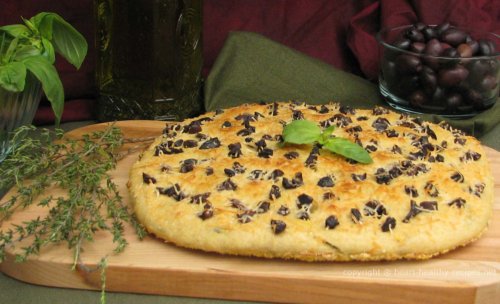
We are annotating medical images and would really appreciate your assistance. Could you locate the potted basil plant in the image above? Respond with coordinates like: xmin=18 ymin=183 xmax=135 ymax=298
xmin=0 ymin=12 xmax=87 ymax=161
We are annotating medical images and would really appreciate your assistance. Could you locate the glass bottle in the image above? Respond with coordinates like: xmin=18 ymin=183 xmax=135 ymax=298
xmin=94 ymin=0 xmax=203 ymax=121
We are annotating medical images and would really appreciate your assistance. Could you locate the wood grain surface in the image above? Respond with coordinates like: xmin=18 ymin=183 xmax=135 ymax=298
xmin=1 ymin=120 xmax=499 ymax=304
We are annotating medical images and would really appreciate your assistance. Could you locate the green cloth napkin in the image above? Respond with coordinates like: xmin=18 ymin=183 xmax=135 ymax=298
xmin=205 ymin=31 xmax=500 ymax=150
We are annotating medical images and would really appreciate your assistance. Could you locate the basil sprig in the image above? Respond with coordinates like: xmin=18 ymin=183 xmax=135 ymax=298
xmin=0 ymin=12 xmax=88 ymax=125
xmin=282 ymin=119 xmax=373 ymax=164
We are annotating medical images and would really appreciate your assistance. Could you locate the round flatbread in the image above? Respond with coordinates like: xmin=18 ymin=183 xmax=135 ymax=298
xmin=128 ymin=102 xmax=494 ymax=261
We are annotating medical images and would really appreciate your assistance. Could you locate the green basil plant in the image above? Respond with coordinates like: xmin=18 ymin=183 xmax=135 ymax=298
xmin=0 ymin=12 xmax=88 ymax=124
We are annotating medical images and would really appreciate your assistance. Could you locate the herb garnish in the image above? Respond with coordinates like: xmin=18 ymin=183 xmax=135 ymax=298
xmin=282 ymin=119 xmax=373 ymax=164
xmin=0 ymin=125 xmax=149 ymax=267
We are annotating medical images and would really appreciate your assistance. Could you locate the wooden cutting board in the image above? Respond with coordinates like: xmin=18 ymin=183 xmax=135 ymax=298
xmin=1 ymin=121 xmax=499 ymax=304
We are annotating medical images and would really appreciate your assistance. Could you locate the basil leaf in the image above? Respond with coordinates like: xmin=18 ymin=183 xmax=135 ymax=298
xmin=30 ymin=12 xmax=88 ymax=69
xmin=14 ymin=45 xmax=42 ymax=61
xmin=22 ymin=55 xmax=64 ymax=125
xmin=319 ymin=125 xmax=336 ymax=144
xmin=0 ymin=61 xmax=26 ymax=92
xmin=283 ymin=120 xmax=321 ymax=144
xmin=323 ymin=137 xmax=373 ymax=164
xmin=0 ymin=24 xmax=30 ymax=38
xmin=41 ymin=37 xmax=55 ymax=64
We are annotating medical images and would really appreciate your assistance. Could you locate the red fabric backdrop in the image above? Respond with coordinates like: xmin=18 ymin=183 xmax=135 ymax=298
xmin=1 ymin=0 xmax=499 ymax=124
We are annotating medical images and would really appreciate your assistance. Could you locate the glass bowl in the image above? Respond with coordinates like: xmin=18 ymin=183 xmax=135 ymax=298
xmin=377 ymin=25 xmax=500 ymax=118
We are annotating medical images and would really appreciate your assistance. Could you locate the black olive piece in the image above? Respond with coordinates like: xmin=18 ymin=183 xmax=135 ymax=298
xmin=403 ymin=200 xmax=420 ymax=223
xmin=317 ymin=176 xmax=335 ymax=187
xmin=190 ymin=192 xmax=211 ymax=204
xmin=364 ymin=201 xmax=387 ymax=218
xmin=319 ymin=105 xmax=329 ymax=114
xmin=450 ymin=171 xmax=464 ymax=183
xmin=325 ymin=215 xmax=339 ymax=230
xmin=282 ymin=172 xmax=303 ymax=189
xmin=391 ymin=145 xmax=402 ymax=154
xmin=254 ymin=111 xmax=265 ymax=119
xmin=297 ymin=193 xmax=313 ymax=208
xmin=332 ymin=113 xmax=352 ymax=127
xmin=262 ymin=134 xmax=273 ymax=140
xmin=255 ymin=139 xmax=267 ymax=150
xmin=365 ymin=145 xmax=378 ymax=153
xmin=200 ymin=137 xmax=221 ymax=149
xmin=215 ymin=109 xmax=224 ymax=115
xmin=217 ymin=179 xmax=237 ymax=191
xmin=269 ymin=102 xmax=279 ymax=116
xmin=154 ymin=143 xmax=183 ymax=156
xmin=375 ymin=169 xmax=392 ymax=185
xmin=454 ymin=137 xmax=466 ymax=145
xmin=339 ymin=105 xmax=355 ymax=115
xmin=180 ymin=162 xmax=194 ymax=173
xmin=404 ymin=185 xmax=419 ymax=198
xmin=142 ymin=173 xmax=157 ymax=184
xmin=271 ymin=219 xmax=287 ymax=234
xmin=381 ymin=217 xmax=396 ymax=232
xmin=249 ymin=169 xmax=266 ymax=180
xmin=462 ymin=151 xmax=481 ymax=161
xmin=352 ymin=173 xmax=367 ymax=182
xmin=277 ymin=205 xmax=290 ymax=216
xmin=224 ymin=168 xmax=236 ymax=177
xmin=385 ymin=129 xmax=399 ymax=138
xmin=435 ymin=154 xmax=444 ymax=162
xmin=244 ymin=137 xmax=253 ymax=143
xmin=448 ymin=198 xmax=466 ymax=208
xmin=196 ymin=133 xmax=208 ymax=140
xmin=297 ymin=211 xmax=310 ymax=220
xmin=222 ymin=121 xmax=232 ymax=128
xmin=372 ymin=117 xmax=391 ymax=132
xmin=388 ymin=166 xmax=403 ymax=179
xmin=206 ymin=167 xmax=214 ymax=176
xmin=237 ymin=128 xmax=254 ymax=137
xmin=269 ymin=185 xmax=281 ymax=200
xmin=373 ymin=107 xmax=390 ymax=115
xmin=183 ymin=140 xmax=198 ymax=148
xmin=284 ymin=151 xmax=299 ymax=160
xmin=424 ymin=182 xmax=439 ymax=197
xmin=356 ymin=116 xmax=369 ymax=121
xmin=237 ymin=211 xmax=254 ymax=224
xmin=256 ymin=201 xmax=271 ymax=213
xmin=347 ymin=125 xmax=363 ymax=133
xmin=426 ymin=126 xmax=437 ymax=140
xmin=258 ymin=148 xmax=274 ymax=158
xmin=198 ymin=208 xmax=214 ymax=220
xmin=420 ymin=201 xmax=438 ymax=211
xmin=184 ymin=121 xmax=202 ymax=134
xmin=292 ymin=110 xmax=304 ymax=120
xmin=351 ymin=208 xmax=362 ymax=224
xmin=174 ymin=139 xmax=184 ymax=147
xmin=228 ymin=142 xmax=242 ymax=158
xmin=235 ymin=113 xmax=257 ymax=123
xmin=157 ymin=184 xmax=185 ymax=201
xmin=232 ymin=162 xmax=246 ymax=173
xmin=323 ymin=192 xmax=335 ymax=200
xmin=229 ymin=199 xmax=247 ymax=210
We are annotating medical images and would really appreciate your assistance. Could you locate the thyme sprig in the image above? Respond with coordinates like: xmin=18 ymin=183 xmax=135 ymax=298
xmin=0 ymin=125 xmax=148 ymax=266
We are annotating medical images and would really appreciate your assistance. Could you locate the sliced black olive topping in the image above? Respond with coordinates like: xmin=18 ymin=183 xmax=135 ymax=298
xmin=142 ymin=173 xmax=157 ymax=184
xmin=372 ymin=106 xmax=390 ymax=115
xmin=244 ymin=137 xmax=253 ymax=143
xmin=332 ymin=113 xmax=352 ymax=127
xmin=454 ymin=137 xmax=467 ymax=145
xmin=325 ymin=215 xmax=339 ymax=230
xmin=469 ymin=183 xmax=485 ymax=197
xmin=284 ymin=151 xmax=299 ymax=160
xmin=277 ymin=205 xmax=290 ymax=216
xmin=282 ymin=172 xmax=303 ymax=189
xmin=441 ymin=140 xmax=448 ymax=148
xmin=199 ymin=137 xmax=221 ymax=149
xmin=424 ymin=126 xmax=437 ymax=140
xmin=305 ymin=145 xmax=320 ymax=168
xmin=235 ymin=113 xmax=257 ymax=123
xmin=256 ymin=201 xmax=271 ymax=213
xmin=183 ymin=140 xmax=198 ymax=148
xmin=180 ymin=158 xmax=197 ymax=173
xmin=198 ymin=204 xmax=214 ymax=220
xmin=271 ymin=219 xmax=286 ymax=234
xmin=356 ymin=116 xmax=368 ymax=121
xmin=385 ymin=129 xmax=399 ymax=138
xmin=157 ymin=184 xmax=186 ymax=201
xmin=258 ymin=148 xmax=274 ymax=158
xmin=424 ymin=182 xmax=439 ymax=197
xmin=237 ymin=210 xmax=256 ymax=224
xmin=375 ymin=168 xmax=392 ymax=185
xmin=274 ymin=134 xmax=284 ymax=142
xmin=404 ymin=185 xmax=418 ymax=198
xmin=196 ymin=133 xmax=208 ymax=140
xmin=391 ymin=145 xmax=402 ymax=154
xmin=232 ymin=162 xmax=246 ymax=173
xmin=363 ymin=200 xmax=387 ymax=218
xmin=372 ymin=117 xmax=391 ymax=132
xmin=319 ymin=105 xmax=329 ymax=114
xmin=183 ymin=121 xmax=202 ymax=134
xmin=448 ymin=198 xmax=466 ymax=208
xmin=398 ymin=121 xmax=416 ymax=129
xmin=323 ymin=192 xmax=335 ymax=200
xmin=420 ymin=201 xmax=438 ymax=211
xmin=215 ymin=109 xmax=224 ymax=115
xmin=339 ymin=105 xmax=356 ymax=115
xmin=381 ymin=217 xmax=396 ymax=232
xmin=261 ymin=134 xmax=273 ymax=140
xmin=236 ymin=128 xmax=254 ymax=137
xmin=461 ymin=150 xmax=481 ymax=162
xmin=350 ymin=208 xmax=362 ymax=224
xmin=297 ymin=211 xmax=310 ymax=220
xmin=255 ymin=139 xmax=267 ymax=150
xmin=174 ymin=139 xmax=184 ymax=147
xmin=346 ymin=125 xmax=363 ymax=133
xmin=154 ymin=143 xmax=183 ymax=156
xmin=206 ymin=167 xmax=214 ymax=176
xmin=224 ymin=168 xmax=236 ymax=177
xmin=292 ymin=110 xmax=304 ymax=120
xmin=227 ymin=142 xmax=242 ymax=158
xmin=435 ymin=154 xmax=445 ymax=162
xmin=402 ymin=200 xmax=420 ymax=223
xmin=248 ymin=169 xmax=267 ymax=180
xmin=365 ymin=145 xmax=377 ymax=153
xmin=450 ymin=171 xmax=464 ymax=183
xmin=351 ymin=173 xmax=367 ymax=182
xmin=221 ymin=121 xmax=232 ymax=128
xmin=229 ymin=199 xmax=248 ymax=210
xmin=317 ymin=176 xmax=335 ymax=187
xmin=217 ymin=179 xmax=237 ymax=191
xmin=269 ymin=102 xmax=279 ymax=116
xmin=190 ymin=192 xmax=211 ymax=204
xmin=297 ymin=193 xmax=313 ymax=208
xmin=269 ymin=185 xmax=281 ymax=200
xmin=388 ymin=166 xmax=403 ymax=179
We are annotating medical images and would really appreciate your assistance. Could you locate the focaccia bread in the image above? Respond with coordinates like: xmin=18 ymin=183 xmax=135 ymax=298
xmin=128 ymin=102 xmax=494 ymax=261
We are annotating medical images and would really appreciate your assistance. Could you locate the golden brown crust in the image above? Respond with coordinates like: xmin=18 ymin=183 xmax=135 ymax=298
xmin=129 ymin=102 xmax=494 ymax=261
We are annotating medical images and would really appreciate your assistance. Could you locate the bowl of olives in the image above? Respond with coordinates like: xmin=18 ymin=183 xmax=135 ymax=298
xmin=377 ymin=23 xmax=499 ymax=118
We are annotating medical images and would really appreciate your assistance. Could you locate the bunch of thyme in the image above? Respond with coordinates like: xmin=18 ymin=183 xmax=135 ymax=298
xmin=0 ymin=125 xmax=147 ymax=270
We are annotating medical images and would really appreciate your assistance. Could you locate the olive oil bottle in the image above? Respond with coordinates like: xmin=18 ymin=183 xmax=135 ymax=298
xmin=94 ymin=0 xmax=203 ymax=121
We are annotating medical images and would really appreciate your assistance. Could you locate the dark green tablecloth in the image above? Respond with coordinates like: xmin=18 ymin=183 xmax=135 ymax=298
xmin=2 ymin=31 xmax=499 ymax=304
